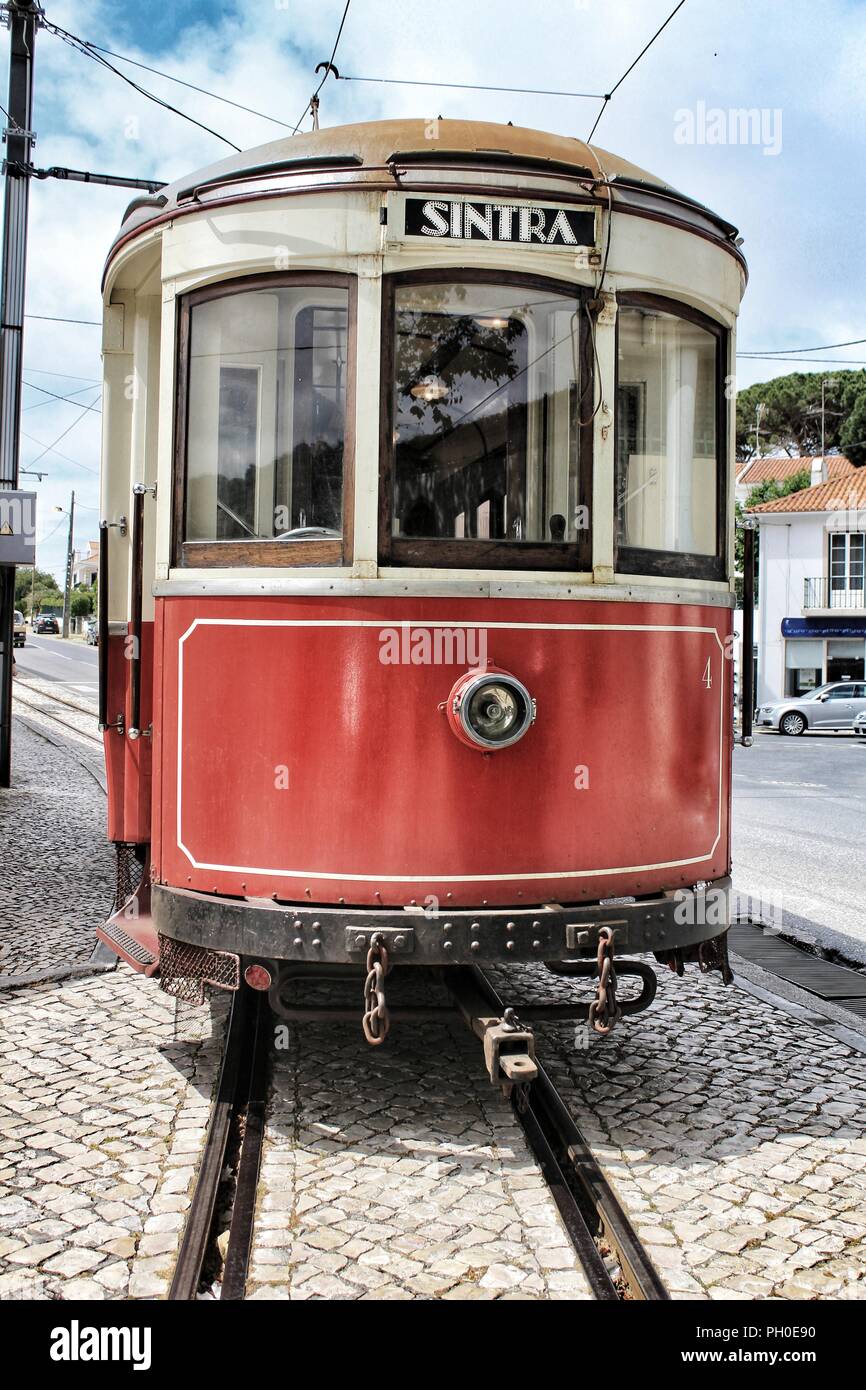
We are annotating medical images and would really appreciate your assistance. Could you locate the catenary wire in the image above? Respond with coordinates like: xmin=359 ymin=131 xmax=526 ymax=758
xmin=291 ymin=0 xmax=352 ymax=135
xmin=587 ymin=0 xmax=688 ymax=143
xmin=338 ymin=74 xmax=604 ymax=99
xmin=83 ymin=42 xmax=295 ymax=130
xmin=42 ymin=19 xmax=241 ymax=152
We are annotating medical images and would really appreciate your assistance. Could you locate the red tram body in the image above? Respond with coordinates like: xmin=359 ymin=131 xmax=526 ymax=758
xmin=95 ymin=119 xmax=745 ymax=1034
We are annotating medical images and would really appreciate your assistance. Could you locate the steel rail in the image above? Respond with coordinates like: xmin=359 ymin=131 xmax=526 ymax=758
xmin=220 ymin=991 xmax=271 ymax=1300
xmin=13 ymin=673 xmax=99 ymax=719
xmin=470 ymin=965 xmax=669 ymax=1302
xmin=12 ymin=681 xmax=102 ymax=745
xmin=169 ymin=987 xmax=253 ymax=1300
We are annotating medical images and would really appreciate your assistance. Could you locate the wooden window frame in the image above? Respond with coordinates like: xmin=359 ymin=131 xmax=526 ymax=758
xmin=173 ymin=271 xmax=357 ymax=569
xmin=614 ymin=292 xmax=728 ymax=583
xmin=378 ymin=268 xmax=594 ymax=572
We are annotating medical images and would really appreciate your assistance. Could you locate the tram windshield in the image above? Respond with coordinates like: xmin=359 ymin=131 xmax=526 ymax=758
xmin=184 ymin=284 xmax=348 ymax=545
xmin=388 ymin=281 xmax=586 ymax=556
xmin=615 ymin=304 xmax=720 ymax=566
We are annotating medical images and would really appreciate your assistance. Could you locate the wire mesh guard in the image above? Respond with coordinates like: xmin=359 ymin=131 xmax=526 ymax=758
xmin=113 ymin=841 xmax=144 ymax=913
xmin=158 ymin=933 xmax=240 ymax=1005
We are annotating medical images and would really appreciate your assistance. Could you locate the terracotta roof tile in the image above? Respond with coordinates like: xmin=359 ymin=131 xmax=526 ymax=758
xmin=738 ymin=454 xmax=855 ymax=486
xmin=747 ymin=469 xmax=866 ymax=514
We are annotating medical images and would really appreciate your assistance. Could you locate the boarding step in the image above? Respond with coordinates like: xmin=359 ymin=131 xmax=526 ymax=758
xmin=95 ymin=879 xmax=160 ymax=976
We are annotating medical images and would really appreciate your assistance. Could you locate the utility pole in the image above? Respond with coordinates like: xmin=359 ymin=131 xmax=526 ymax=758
xmin=753 ymin=401 xmax=766 ymax=459
xmin=61 ymin=488 xmax=74 ymax=638
xmin=821 ymin=377 xmax=838 ymax=464
xmin=0 ymin=0 xmax=40 ymax=787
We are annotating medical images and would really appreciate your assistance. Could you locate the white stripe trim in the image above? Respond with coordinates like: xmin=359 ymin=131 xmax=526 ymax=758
xmin=176 ymin=618 xmax=726 ymax=881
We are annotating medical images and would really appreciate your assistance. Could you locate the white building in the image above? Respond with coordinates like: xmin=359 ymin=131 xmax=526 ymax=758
xmin=71 ymin=539 xmax=99 ymax=588
xmin=748 ymin=467 xmax=866 ymax=704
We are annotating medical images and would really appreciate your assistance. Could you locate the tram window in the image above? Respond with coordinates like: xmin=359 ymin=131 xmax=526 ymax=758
xmin=181 ymin=278 xmax=352 ymax=563
xmin=615 ymin=299 xmax=724 ymax=580
xmin=381 ymin=277 xmax=591 ymax=570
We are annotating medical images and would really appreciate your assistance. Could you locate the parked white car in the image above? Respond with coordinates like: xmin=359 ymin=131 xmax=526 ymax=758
xmin=756 ymin=682 xmax=866 ymax=735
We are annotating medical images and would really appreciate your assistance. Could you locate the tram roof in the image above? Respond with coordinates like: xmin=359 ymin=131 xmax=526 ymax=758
xmin=105 ymin=117 xmax=744 ymax=275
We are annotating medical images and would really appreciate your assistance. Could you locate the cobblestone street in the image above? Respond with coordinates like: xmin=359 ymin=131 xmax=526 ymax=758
xmin=493 ymin=964 xmax=866 ymax=1301
xmin=247 ymin=1015 xmax=591 ymax=1301
xmin=0 ymin=972 xmax=225 ymax=1300
xmin=1 ymin=711 xmax=112 ymax=980
xmin=1 ymin=695 xmax=865 ymax=1303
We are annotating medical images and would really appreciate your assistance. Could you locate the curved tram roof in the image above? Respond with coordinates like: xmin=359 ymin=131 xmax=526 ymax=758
xmin=105 ymin=117 xmax=745 ymax=280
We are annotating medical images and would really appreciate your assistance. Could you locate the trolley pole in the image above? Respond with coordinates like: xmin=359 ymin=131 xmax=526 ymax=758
xmin=0 ymin=0 xmax=40 ymax=787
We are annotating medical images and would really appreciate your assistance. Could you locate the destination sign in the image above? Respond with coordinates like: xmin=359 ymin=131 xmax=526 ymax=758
xmin=404 ymin=197 xmax=595 ymax=247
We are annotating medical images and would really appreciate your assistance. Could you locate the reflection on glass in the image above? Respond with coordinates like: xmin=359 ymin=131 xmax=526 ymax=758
xmin=392 ymin=283 xmax=583 ymax=544
xmin=616 ymin=306 xmax=717 ymax=557
xmin=185 ymin=286 xmax=347 ymax=543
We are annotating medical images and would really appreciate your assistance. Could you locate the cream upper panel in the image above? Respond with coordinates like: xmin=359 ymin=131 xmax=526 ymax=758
xmin=154 ymin=185 xmax=742 ymax=319
xmin=105 ymin=182 xmax=741 ymax=592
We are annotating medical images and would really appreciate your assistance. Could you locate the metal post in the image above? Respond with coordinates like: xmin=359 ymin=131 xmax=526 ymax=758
xmin=0 ymin=1 xmax=40 ymax=787
xmin=61 ymin=488 xmax=74 ymax=638
xmin=741 ymin=521 xmax=755 ymax=743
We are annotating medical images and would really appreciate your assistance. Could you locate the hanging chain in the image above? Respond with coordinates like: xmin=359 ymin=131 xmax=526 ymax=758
xmin=588 ymin=926 xmax=622 ymax=1035
xmin=362 ymin=934 xmax=391 ymax=1045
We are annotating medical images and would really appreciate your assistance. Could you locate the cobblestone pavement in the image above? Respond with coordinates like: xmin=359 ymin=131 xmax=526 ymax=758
xmin=247 ymin=1007 xmax=591 ymax=1301
xmin=0 ymin=717 xmax=114 ymax=979
xmin=487 ymin=962 xmax=866 ymax=1301
xmin=0 ymin=971 xmax=225 ymax=1300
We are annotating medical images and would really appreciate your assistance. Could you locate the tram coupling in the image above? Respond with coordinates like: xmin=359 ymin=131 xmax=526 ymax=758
xmin=444 ymin=968 xmax=537 ymax=1093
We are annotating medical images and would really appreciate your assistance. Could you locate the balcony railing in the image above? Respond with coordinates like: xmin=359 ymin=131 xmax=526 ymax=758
xmin=803 ymin=577 xmax=866 ymax=610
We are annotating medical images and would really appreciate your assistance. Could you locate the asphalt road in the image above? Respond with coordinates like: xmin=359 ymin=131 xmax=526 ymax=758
xmin=13 ymin=632 xmax=98 ymax=696
xmin=732 ymin=730 xmax=866 ymax=946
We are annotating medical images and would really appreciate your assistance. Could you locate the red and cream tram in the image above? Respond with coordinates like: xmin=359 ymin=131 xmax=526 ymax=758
xmin=95 ymin=119 xmax=745 ymax=1038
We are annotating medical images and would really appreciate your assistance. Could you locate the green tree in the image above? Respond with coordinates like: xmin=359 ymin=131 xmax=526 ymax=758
xmin=14 ymin=567 xmax=63 ymax=616
xmin=70 ymin=588 xmax=94 ymax=620
xmin=736 ymin=370 xmax=866 ymax=460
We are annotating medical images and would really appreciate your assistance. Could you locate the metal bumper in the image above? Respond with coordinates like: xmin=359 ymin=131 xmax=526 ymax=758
xmin=151 ymin=879 xmax=731 ymax=965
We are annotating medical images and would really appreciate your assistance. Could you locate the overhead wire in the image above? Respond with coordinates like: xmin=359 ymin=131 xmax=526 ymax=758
xmin=41 ymin=19 xmax=241 ymax=151
xmin=24 ymin=393 xmax=102 ymax=469
xmin=587 ymin=0 xmax=688 ymax=143
xmin=23 ymin=381 xmax=101 ymax=412
xmin=338 ymin=74 xmax=604 ymax=100
xmin=291 ymin=0 xmax=352 ymax=135
xmin=83 ymin=41 xmax=295 ymax=130
xmin=25 ymin=313 xmax=100 ymax=326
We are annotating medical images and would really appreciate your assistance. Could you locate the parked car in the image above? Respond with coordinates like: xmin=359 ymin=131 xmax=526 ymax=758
xmin=13 ymin=610 xmax=26 ymax=647
xmin=33 ymin=613 xmax=60 ymax=635
xmin=854 ymin=711 xmax=866 ymax=739
xmin=85 ymin=619 xmax=98 ymax=646
xmin=755 ymin=682 xmax=866 ymax=735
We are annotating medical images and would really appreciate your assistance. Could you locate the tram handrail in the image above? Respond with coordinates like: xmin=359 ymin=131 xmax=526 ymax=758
xmin=128 ymin=485 xmax=146 ymax=739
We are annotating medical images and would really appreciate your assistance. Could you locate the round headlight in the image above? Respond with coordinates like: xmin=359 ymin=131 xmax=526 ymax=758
xmin=446 ymin=669 xmax=535 ymax=751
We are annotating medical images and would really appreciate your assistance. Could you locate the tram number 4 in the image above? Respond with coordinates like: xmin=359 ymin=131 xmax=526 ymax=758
xmin=702 ymin=658 xmax=713 ymax=689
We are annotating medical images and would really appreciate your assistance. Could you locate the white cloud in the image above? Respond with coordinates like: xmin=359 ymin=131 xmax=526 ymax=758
xmin=7 ymin=0 xmax=862 ymax=575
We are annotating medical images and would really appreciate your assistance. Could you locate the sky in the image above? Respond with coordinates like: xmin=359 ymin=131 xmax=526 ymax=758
xmin=7 ymin=0 xmax=866 ymax=580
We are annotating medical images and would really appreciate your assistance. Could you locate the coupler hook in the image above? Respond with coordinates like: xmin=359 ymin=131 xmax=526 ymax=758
xmin=588 ymin=926 xmax=621 ymax=1035
xmin=362 ymin=933 xmax=391 ymax=1045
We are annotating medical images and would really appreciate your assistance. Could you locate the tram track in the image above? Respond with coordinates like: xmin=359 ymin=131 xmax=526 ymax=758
xmin=12 ymin=676 xmax=102 ymax=746
xmin=169 ymin=967 xmax=666 ymax=1302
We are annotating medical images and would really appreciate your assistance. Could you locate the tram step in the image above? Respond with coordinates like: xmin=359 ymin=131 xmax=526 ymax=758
xmin=96 ymin=883 xmax=160 ymax=977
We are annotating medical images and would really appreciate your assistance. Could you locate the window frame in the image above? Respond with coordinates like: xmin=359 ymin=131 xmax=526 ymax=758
xmin=614 ymin=292 xmax=728 ymax=583
xmin=173 ymin=271 xmax=357 ymax=569
xmin=378 ymin=268 xmax=594 ymax=572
